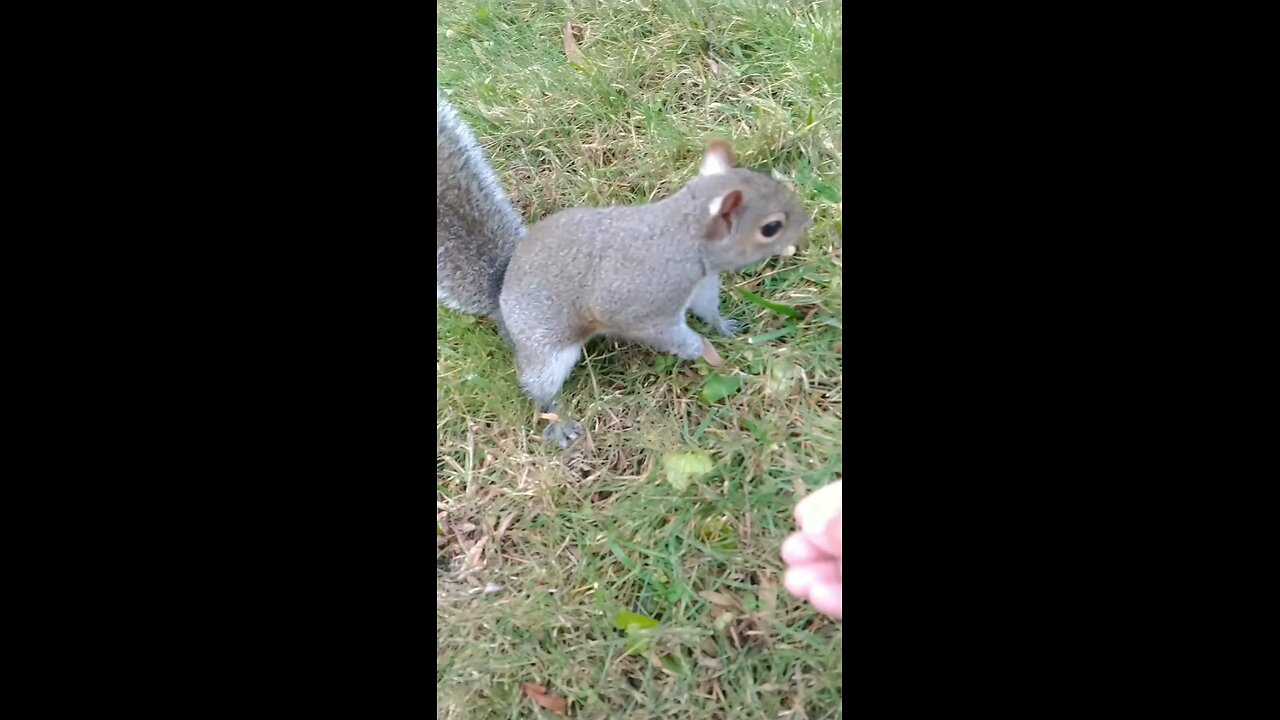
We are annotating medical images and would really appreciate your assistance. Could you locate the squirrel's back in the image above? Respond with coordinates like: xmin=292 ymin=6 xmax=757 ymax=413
xmin=436 ymin=89 xmax=525 ymax=317
xmin=502 ymin=164 xmax=809 ymax=335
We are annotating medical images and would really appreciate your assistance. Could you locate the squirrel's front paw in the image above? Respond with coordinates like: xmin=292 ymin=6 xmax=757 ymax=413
xmin=542 ymin=419 xmax=584 ymax=450
xmin=717 ymin=318 xmax=744 ymax=336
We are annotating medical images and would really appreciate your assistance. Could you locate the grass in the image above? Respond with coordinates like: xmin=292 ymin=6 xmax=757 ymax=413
xmin=437 ymin=1 xmax=842 ymax=717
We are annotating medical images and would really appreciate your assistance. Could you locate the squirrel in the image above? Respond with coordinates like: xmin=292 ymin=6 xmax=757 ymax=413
xmin=436 ymin=89 xmax=813 ymax=449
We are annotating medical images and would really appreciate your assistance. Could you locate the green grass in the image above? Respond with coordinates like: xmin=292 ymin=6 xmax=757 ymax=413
xmin=437 ymin=2 xmax=842 ymax=717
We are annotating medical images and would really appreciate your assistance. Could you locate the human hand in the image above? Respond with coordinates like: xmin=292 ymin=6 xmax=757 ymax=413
xmin=781 ymin=480 xmax=842 ymax=619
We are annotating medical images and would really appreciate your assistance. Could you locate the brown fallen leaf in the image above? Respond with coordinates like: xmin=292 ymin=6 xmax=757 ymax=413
xmin=701 ymin=337 xmax=723 ymax=367
xmin=495 ymin=513 xmax=517 ymax=540
xmin=834 ymin=341 xmax=843 ymax=354
xmin=563 ymin=22 xmax=585 ymax=65
xmin=698 ymin=590 xmax=736 ymax=607
xmin=522 ymin=683 xmax=567 ymax=716
xmin=758 ymin=574 xmax=778 ymax=614
xmin=463 ymin=536 xmax=487 ymax=571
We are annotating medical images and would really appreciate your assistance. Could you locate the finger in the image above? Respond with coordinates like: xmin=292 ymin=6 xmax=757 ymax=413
xmin=794 ymin=480 xmax=842 ymax=533
xmin=802 ymin=508 xmax=842 ymax=557
xmin=782 ymin=533 xmax=829 ymax=565
xmin=783 ymin=566 xmax=810 ymax=599
xmin=784 ymin=559 xmax=841 ymax=600
xmin=808 ymin=581 xmax=842 ymax=620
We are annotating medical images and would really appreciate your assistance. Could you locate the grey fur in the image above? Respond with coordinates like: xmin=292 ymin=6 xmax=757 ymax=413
xmin=499 ymin=165 xmax=813 ymax=439
xmin=436 ymin=89 xmax=525 ymax=317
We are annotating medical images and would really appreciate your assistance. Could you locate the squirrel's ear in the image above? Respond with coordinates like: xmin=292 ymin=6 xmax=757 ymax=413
xmin=704 ymin=189 xmax=744 ymax=240
xmin=699 ymin=140 xmax=735 ymax=176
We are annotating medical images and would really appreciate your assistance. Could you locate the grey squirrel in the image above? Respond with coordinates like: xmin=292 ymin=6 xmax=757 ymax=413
xmin=436 ymin=89 xmax=812 ymax=449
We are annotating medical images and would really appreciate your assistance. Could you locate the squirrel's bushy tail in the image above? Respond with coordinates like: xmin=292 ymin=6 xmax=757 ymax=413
xmin=436 ymin=89 xmax=525 ymax=317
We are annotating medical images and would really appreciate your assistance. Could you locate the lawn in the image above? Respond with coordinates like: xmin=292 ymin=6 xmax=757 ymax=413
xmin=437 ymin=2 xmax=843 ymax=717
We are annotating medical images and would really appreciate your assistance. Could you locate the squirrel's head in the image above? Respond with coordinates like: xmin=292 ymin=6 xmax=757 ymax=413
xmin=694 ymin=140 xmax=813 ymax=272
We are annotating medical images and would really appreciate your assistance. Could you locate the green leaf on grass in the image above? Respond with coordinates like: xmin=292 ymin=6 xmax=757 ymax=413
xmin=659 ymin=653 xmax=689 ymax=675
xmin=615 ymin=610 xmax=661 ymax=655
xmin=699 ymin=517 xmax=738 ymax=550
xmin=614 ymin=611 xmax=660 ymax=632
xmin=699 ymin=374 xmax=741 ymax=404
xmin=437 ymin=523 xmax=443 ymax=536
xmin=661 ymin=450 xmax=714 ymax=491
xmin=764 ymin=356 xmax=796 ymax=395
xmin=737 ymin=288 xmax=805 ymax=319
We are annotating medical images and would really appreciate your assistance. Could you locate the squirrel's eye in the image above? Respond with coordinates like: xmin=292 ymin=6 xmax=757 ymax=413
xmin=761 ymin=220 xmax=784 ymax=238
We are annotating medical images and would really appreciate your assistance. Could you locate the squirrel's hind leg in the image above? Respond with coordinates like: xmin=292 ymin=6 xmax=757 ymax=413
xmin=516 ymin=342 xmax=584 ymax=450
